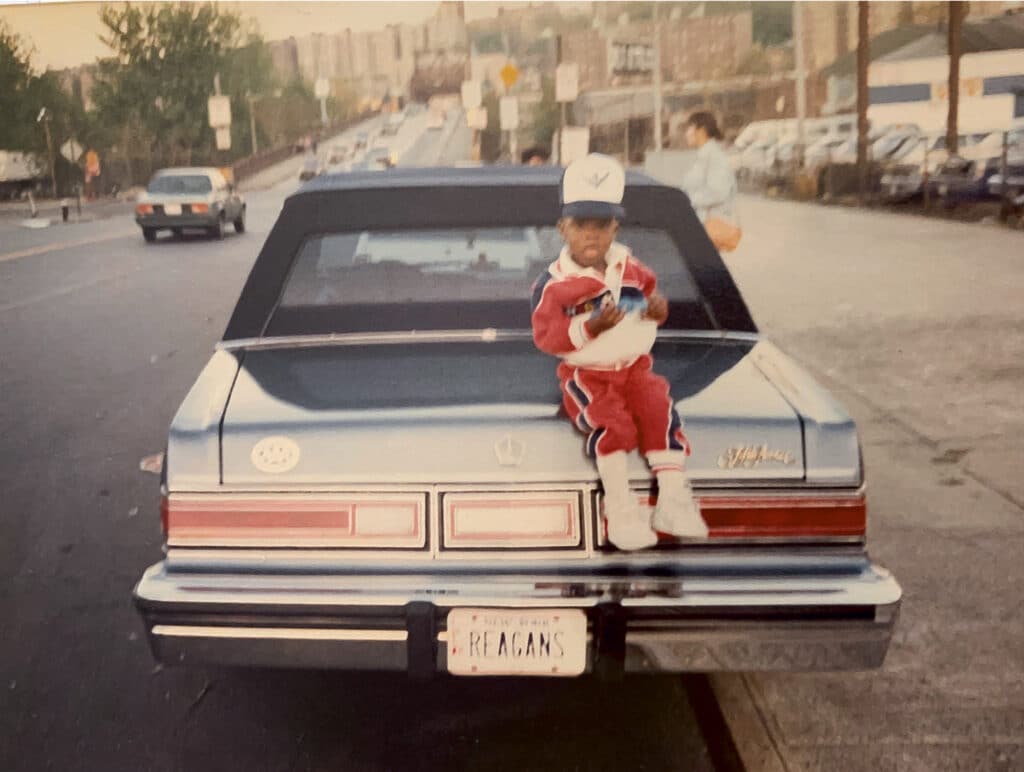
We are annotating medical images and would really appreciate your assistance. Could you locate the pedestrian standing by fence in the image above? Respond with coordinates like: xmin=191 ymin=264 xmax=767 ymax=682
xmin=680 ymin=112 xmax=742 ymax=252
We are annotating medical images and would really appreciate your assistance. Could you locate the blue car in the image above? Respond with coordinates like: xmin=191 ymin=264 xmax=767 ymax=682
xmin=133 ymin=167 xmax=901 ymax=677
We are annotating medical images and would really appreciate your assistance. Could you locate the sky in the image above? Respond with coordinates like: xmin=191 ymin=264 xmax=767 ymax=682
xmin=0 ymin=1 xmax=511 ymax=71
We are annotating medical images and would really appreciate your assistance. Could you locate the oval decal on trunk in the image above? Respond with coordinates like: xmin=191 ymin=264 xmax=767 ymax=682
xmin=251 ymin=436 xmax=301 ymax=474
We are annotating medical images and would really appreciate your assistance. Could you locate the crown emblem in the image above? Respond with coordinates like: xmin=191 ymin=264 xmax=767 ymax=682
xmin=494 ymin=435 xmax=526 ymax=467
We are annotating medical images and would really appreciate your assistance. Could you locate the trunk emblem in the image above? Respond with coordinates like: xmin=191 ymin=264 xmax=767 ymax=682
xmin=495 ymin=435 xmax=526 ymax=467
xmin=718 ymin=445 xmax=796 ymax=470
xmin=251 ymin=436 xmax=301 ymax=474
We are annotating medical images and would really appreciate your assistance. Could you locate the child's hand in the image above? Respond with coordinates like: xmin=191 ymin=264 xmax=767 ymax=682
xmin=585 ymin=301 xmax=626 ymax=337
xmin=643 ymin=292 xmax=669 ymax=324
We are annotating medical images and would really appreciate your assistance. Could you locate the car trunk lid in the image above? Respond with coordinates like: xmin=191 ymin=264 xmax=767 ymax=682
xmin=218 ymin=339 xmax=806 ymax=486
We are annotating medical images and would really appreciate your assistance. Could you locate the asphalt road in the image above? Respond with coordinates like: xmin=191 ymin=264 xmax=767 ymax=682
xmin=0 ymin=130 xmax=719 ymax=771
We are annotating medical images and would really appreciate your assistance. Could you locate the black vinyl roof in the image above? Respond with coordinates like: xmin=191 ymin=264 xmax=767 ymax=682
xmin=223 ymin=165 xmax=755 ymax=340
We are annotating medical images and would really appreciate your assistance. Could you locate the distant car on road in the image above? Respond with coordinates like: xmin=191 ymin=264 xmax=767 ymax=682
xmin=132 ymin=166 xmax=901 ymax=677
xmin=366 ymin=146 xmax=396 ymax=169
xmin=298 ymin=153 xmax=322 ymax=182
xmin=328 ymin=144 xmax=349 ymax=165
xmin=135 ymin=167 xmax=245 ymax=243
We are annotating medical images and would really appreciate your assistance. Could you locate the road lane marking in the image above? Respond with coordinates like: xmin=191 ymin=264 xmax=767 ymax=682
xmin=0 ymin=229 xmax=137 ymax=264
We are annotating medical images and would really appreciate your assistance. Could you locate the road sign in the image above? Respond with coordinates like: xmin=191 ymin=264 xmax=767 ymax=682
xmin=60 ymin=139 xmax=83 ymax=164
xmin=215 ymin=126 xmax=232 ymax=150
xmin=466 ymin=106 xmax=488 ymax=131
xmin=560 ymin=127 xmax=590 ymax=165
xmin=314 ymin=77 xmax=330 ymax=99
xmin=556 ymin=63 xmax=579 ymax=103
xmin=461 ymin=80 xmax=482 ymax=111
xmin=500 ymin=62 xmax=519 ymax=90
xmin=499 ymin=96 xmax=519 ymax=131
xmin=208 ymin=95 xmax=231 ymax=128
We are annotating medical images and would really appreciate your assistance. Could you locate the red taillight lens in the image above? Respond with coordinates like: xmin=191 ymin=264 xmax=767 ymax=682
xmin=695 ymin=494 xmax=866 ymax=538
xmin=598 ymin=492 xmax=866 ymax=544
xmin=163 ymin=494 xmax=426 ymax=548
xmin=136 ymin=204 xmax=153 ymax=215
xmin=191 ymin=203 xmax=209 ymax=213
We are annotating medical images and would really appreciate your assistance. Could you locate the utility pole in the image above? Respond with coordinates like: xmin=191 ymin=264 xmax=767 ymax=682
xmin=557 ymin=34 xmax=566 ymax=149
xmin=247 ymin=93 xmax=259 ymax=155
xmin=793 ymin=1 xmax=807 ymax=170
xmin=37 ymin=108 xmax=57 ymax=198
xmin=652 ymin=1 xmax=663 ymax=153
xmin=856 ymin=1 xmax=870 ymax=205
xmin=946 ymin=1 xmax=965 ymax=156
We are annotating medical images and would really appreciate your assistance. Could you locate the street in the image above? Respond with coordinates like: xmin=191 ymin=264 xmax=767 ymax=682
xmin=2 ymin=138 xmax=1022 ymax=770
xmin=0 ymin=123 xmax=726 ymax=772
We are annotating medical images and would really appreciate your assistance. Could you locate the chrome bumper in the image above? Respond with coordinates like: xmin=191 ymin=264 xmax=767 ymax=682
xmin=133 ymin=561 xmax=901 ymax=674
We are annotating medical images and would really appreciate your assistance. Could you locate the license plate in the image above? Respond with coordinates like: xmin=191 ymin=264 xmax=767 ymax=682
xmin=163 ymin=203 xmax=182 ymax=215
xmin=446 ymin=608 xmax=587 ymax=676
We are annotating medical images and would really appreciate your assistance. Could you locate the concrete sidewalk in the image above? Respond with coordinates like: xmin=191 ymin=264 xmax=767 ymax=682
xmin=713 ymin=195 xmax=1024 ymax=771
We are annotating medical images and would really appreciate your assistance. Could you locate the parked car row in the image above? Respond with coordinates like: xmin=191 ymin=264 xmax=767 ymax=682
xmin=732 ymin=115 xmax=1024 ymax=209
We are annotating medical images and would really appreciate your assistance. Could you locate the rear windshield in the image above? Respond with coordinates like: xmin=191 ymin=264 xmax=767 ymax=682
xmin=268 ymin=226 xmax=709 ymax=334
xmin=147 ymin=175 xmax=212 ymax=194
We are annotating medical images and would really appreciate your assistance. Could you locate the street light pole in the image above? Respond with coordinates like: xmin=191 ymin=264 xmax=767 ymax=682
xmin=793 ymin=1 xmax=807 ymax=170
xmin=37 ymin=108 xmax=58 ymax=198
xmin=247 ymin=93 xmax=259 ymax=155
xmin=652 ymin=2 xmax=663 ymax=153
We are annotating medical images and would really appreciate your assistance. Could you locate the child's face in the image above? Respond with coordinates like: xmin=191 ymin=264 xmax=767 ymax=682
xmin=559 ymin=217 xmax=619 ymax=269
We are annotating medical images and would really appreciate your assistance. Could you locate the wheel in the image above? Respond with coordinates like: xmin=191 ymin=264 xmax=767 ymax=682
xmin=208 ymin=215 xmax=225 ymax=240
xmin=142 ymin=227 xmax=157 ymax=243
xmin=233 ymin=207 xmax=246 ymax=234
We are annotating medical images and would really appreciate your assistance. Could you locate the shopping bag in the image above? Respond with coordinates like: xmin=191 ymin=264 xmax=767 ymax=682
xmin=705 ymin=216 xmax=742 ymax=252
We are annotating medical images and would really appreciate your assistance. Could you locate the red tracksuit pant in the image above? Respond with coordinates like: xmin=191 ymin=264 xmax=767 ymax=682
xmin=558 ymin=355 xmax=691 ymax=459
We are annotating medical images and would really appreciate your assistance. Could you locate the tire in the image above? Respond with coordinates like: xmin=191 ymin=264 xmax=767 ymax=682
xmin=142 ymin=227 xmax=157 ymax=243
xmin=233 ymin=207 xmax=246 ymax=234
xmin=208 ymin=215 xmax=225 ymax=240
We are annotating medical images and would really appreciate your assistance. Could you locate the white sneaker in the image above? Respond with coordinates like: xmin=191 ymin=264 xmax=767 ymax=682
xmin=604 ymin=497 xmax=658 ymax=551
xmin=652 ymin=481 xmax=708 ymax=539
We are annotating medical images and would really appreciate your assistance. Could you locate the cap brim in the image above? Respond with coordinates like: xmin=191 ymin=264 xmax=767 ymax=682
xmin=561 ymin=201 xmax=626 ymax=220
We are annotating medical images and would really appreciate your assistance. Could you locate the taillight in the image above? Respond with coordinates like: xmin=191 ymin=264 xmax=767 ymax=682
xmin=191 ymin=203 xmax=209 ymax=213
xmin=694 ymin=493 xmax=866 ymax=538
xmin=136 ymin=204 xmax=153 ymax=215
xmin=597 ymin=491 xmax=866 ymax=544
xmin=443 ymin=492 xmax=581 ymax=549
xmin=163 ymin=494 xmax=426 ymax=548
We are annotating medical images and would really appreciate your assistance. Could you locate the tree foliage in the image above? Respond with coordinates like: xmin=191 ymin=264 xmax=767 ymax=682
xmin=0 ymin=21 xmax=73 ymax=157
xmin=92 ymin=2 xmax=251 ymax=175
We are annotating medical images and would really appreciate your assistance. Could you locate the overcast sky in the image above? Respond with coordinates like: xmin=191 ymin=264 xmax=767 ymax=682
xmin=0 ymin=1 xmax=512 ymax=71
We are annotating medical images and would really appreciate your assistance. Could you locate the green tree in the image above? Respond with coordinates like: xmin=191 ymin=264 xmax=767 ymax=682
xmin=93 ymin=2 xmax=248 ymax=179
xmin=0 ymin=21 xmax=81 ymax=192
xmin=531 ymin=75 xmax=560 ymax=149
xmin=222 ymin=28 xmax=274 ymax=154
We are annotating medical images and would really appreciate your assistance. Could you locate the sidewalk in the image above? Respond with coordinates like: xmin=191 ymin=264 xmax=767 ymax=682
xmin=712 ymin=195 xmax=1024 ymax=771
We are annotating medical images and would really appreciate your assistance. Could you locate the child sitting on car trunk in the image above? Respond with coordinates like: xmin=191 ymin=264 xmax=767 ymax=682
xmin=530 ymin=154 xmax=708 ymax=550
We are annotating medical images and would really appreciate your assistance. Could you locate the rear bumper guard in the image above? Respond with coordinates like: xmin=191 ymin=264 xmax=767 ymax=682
xmin=133 ymin=563 xmax=901 ymax=674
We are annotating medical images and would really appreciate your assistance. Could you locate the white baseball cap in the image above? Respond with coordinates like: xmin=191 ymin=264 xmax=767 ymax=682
xmin=560 ymin=153 xmax=626 ymax=219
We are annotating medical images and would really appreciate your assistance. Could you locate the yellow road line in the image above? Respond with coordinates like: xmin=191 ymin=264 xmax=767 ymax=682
xmin=0 ymin=229 xmax=137 ymax=264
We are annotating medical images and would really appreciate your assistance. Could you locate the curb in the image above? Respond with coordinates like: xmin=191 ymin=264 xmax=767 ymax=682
xmin=709 ymin=674 xmax=790 ymax=772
